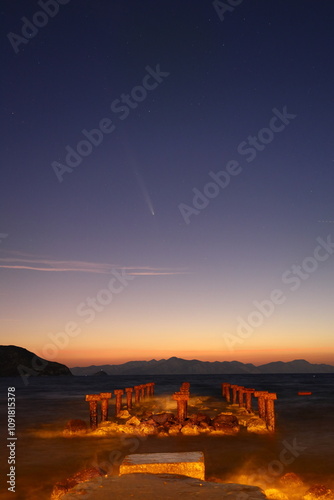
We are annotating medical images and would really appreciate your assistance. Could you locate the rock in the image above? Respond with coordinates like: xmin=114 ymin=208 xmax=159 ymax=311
xmin=137 ymin=423 xmax=158 ymax=435
xmin=188 ymin=413 xmax=212 ymax=426
xmin=117 ymin=409 xmax=131 ymax=419
xmin=264 ymin=488 xmax=289 ymax=499
xmin=60 ymin=474 xmax=268 ymax=499
xmin=151 ymin=412 xmax=175 ymax=425
xmin=168 ymin=424 xmax=181 ymax=435
xmin=212 ymin=413 xmax=240 ymax=434
xmin=127 ymin=416 xmax=141 ymax=426
xmin=303 ymin=485 xmax=334 ymax=499
xmin=246 ymin=417 xmax=269 ymax=434
xmin=279 ymin=472 xmax=304 ymax=487
xmin=63 ymin=419 xmax=88 ymax=436
xmin=92 ymin=422 xmax=119 ymax=434
xmin=51 ymin=467 xmax=105 ymax=499
xmin=180 ymin=423 xmax=200 ymax=435
xmin=198 ymin=421 xmax=211 ymax=433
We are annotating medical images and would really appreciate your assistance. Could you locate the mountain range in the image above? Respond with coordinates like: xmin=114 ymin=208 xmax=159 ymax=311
xmin=71 ymin=356 xmax=334 ymax=376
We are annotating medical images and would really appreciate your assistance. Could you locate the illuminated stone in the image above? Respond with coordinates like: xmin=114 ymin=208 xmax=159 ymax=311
xmin=119 ymin=451 xmax=205 ymax=480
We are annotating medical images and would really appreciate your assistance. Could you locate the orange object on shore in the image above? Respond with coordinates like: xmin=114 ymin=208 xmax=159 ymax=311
xmin=298 ymin=392 xmax=312 ymax=395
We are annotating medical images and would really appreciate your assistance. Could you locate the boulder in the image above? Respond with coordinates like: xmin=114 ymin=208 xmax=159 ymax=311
xmin=264 ymin=488 xmax=289 ymax=499
xmin=51 ymin=467 xmax=105 ymax=499
xmin=303 ymin=485 xmax=334 ymax=499
xmin=246 ymin=417 xmax=269 ymax=434
xmin=168 ymin=424 xmax=181 ymax=435
xmin=127 ymin=416 xmax=141 ymax=426
xmin=279 ymin=472 xmax=304 ymax=488
xmin=151 ymin=412 xmax=175 ymax=425
xmin=180 ymin=423 xmax=200 ymax=436
xmin=117 ymin=410 xmax=131 ymax=419
xmin=212 ymin=413 xmax=240 ymax=434
xmin=137 ymin=423 xmax=158 ymax=436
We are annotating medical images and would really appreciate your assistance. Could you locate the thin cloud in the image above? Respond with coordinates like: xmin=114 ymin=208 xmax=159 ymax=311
xmin=0 ymin=254 xmax=188 ymax=276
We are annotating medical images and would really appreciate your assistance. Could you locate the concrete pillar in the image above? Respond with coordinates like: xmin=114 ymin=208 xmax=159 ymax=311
xmin=114 ymin=389 xmax=124 ymax=416
xmin=85 ymin=394 xmax=100 ymax=430
xmin=99 ymin=392 xmax=112 ymax=422
xmin=243 ymin=389 xmax=255 ymax=412
xmin=134 ymin=385 xmax=141 ymax=404
xmin=222 ymin=383 xmax=231 ymax=402
xmin=180 ymin=382 xmax=190 ymax=393
xmin=231 ymin=385 xmax=239 ymax=404
xmin=264 ymin=393 xmax=277 ymax=432
xmin=238 ymin=387 xmax=245 ymax=407
xmin=172 ymin=392 xmax=189 ymax=423
xmin=125 ymin=388 xmax=133 ymax=410
xmin=254 ymin=391 xmax=268 ymax=419
xmin=148 ymin=383 xmax=154 ymax=396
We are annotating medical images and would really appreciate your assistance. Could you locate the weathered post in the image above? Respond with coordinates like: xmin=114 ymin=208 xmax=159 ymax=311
xmin=147 ymin=383 xmax=154 ymax=396
xmin=180 ymin=382 xmax=190 ymax=393
xmin=134 ymin=385 xmax=141 ymax=404
xmin=151 ymin=382 xmax=155 ymax=396
xmin=125 ymin=388 xmax=133 ymax=410
xmin=231 ymin=385 xmax=239 ymax=404
xmin=140 ymin=384 xmax=145 ymax=400
xmin=243 ymin=389 xmax=255 ymax=412
xmin=114 ymin=389 xmax=124 ymax=416
xmin=144 ymin=384 xmax=150 ymax=398
xmin=99 ymin=392 xmax=112 ymax=422
xmin=254 ymin=391 xmax=268 ymax=420
xmin=85 ymin=394 xmax=100 ymax=430
xmin=172 ymin=391 xmax=189 ymax=423
xmin=238 ymin=387 xmax=245 ymax=407
xmin=263 ymin=393 xmax=277 ymax=432
xmin=222 ymin=383 xmax=231 ymax=402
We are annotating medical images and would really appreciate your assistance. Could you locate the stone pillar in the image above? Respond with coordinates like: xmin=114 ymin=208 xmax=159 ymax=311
xmin=140 ymin=385 xmax=145 ymax=399
xmin=85 ymin=394 xmax=100 ymax=430
xmin=134 ymin=385 xmax=141 ymax=404
xmin=125 ymin=388 xmax=133 ymax=410
xmin=151 ymin=383 xmax=155 ymax=396
xmin=172 ymin=392 xmax=189 ymax=423
xmin=180 ymin=382 xmax=190 ymax=393
xmin=114 ymin=389 xmax=124 ymax=416
xmin=254 ymin=391 xmax=268 ymax=419
xmin=243 ymin=389 xmax=255 ymax=412
xmin=222 ymin=383 xmax=231 ymax=402
xmin=264 ymin=393 xmax=277 ymax=432
xmin=147 ymin=383 xmax=154 ymax=396
xmin=231 ymin=385 xmax=239 ymax=404
xmin=238 ymin=387 xmax=245 ymax=407
xmin=99 ymin=392 xmax=112 ymax=422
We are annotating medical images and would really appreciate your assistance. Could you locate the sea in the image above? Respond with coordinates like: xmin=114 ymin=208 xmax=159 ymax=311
xmin=0 ymin=373 xmax=333 ymax=500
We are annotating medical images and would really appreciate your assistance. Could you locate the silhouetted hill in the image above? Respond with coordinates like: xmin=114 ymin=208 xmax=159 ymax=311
xmin=0 ymin=345 xmax=72 ymax=377
xmin=71 ymin=357 xmax=334 ymax=375
xmin=258 ymin=359 xmax=334 ymax=373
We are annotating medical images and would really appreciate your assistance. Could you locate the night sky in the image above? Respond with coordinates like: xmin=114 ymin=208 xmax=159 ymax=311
xmin=1 ymin=1 xmax=334 ymax=366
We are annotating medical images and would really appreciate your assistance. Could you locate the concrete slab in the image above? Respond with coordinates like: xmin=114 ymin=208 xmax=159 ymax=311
xmin=120 ymin=451 xmax=205 ymax=480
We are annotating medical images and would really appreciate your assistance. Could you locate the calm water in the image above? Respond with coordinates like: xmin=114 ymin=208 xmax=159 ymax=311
xmin=0 ymin=373 xmax=333 ymax=499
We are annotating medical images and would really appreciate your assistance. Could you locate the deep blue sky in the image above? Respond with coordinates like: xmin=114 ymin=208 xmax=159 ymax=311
xmin=1 ymin=1 xmax=334 ymax=366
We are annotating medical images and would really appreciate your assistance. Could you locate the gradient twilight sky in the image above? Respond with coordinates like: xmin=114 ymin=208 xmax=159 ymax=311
xmin=1 ymin=1 xmax=334 ymax=367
